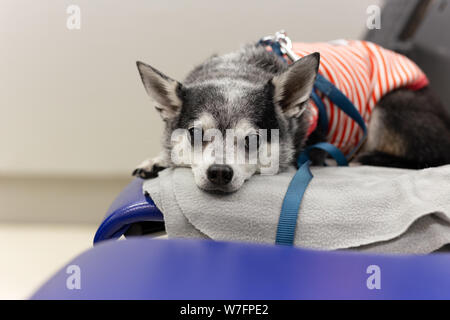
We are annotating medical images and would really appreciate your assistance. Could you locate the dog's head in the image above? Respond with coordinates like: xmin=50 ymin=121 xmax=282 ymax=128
xmin=137 ymin=49 xmax=319 ymax=192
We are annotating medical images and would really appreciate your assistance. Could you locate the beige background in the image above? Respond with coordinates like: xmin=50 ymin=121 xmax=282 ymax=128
xmin=1 ymin=0 xmax=381 ymax=224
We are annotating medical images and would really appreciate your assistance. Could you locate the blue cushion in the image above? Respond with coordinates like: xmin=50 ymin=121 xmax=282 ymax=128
xmin=93 ymin=178 xmax=163 ymax=244
xmin=32 ymin=238 xmax=450 ymax=299
xmin=87 ymin=180 xmax=450 ymax=299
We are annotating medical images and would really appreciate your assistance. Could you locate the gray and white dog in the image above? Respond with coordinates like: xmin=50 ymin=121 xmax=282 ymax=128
xmin=133 ymin=43 xmax=450 ymax=192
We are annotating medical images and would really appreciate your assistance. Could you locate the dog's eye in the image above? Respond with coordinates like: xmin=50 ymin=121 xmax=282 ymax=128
xmin=188 ymin=127 xmax=203 ymax=145
xmin=244 ymin=134 xmax=260 ymax=152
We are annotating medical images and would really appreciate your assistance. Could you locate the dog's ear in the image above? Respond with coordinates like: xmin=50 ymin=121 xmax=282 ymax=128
xmin=272 ymin=52 xmax=320 ymax=117
xmin=136 ymin=61 xmax=183 ymax=120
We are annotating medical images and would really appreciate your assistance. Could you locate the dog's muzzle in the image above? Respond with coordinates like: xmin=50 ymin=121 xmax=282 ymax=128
xmin=207 ymin=164 xmax=233 ymax=186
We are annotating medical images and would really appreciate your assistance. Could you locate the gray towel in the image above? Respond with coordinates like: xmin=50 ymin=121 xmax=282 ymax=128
xmin=143 ymin=165 xmax=450 ymax=254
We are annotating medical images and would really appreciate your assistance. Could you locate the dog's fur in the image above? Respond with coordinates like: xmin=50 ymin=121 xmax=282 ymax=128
xmin=133 ymin=43 xmax=450 ymax=191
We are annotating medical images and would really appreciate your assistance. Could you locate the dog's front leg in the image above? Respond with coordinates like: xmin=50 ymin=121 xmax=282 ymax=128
xmin=132 ymin=153 xmax=169 ymax=179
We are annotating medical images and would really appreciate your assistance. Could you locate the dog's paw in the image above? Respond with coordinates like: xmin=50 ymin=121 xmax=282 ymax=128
xmin=132 ymin=158 xmax=166 ymax=179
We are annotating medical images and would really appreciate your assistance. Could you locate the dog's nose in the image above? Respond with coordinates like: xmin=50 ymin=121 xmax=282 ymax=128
xmin=207 ymin=164 xmax=233 ymax=186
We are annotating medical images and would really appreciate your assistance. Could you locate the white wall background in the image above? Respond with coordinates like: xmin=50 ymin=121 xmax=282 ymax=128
xmin=1 ymin=0 xmax=383 ymax=178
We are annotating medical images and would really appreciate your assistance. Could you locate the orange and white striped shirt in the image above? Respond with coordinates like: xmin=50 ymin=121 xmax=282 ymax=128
xmin=292 ymin=40 xmax=429 ymax=155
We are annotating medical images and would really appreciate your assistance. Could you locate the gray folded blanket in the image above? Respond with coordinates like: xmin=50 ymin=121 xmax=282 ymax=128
xmin=143 ymin=165 xmax=450 ymax=254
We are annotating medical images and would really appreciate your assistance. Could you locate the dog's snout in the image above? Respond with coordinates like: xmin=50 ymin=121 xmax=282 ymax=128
xmin=207 ymin=164 xmax=233 ymax=185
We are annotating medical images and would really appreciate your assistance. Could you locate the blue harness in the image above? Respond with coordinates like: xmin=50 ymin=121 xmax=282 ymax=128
xmin=260 ymin=38 xmax=368 ymax=246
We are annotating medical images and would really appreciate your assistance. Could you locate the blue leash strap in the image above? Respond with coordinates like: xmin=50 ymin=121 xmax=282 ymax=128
xmin=275 ymin=143 xmax=348 ymax=246
xmin=314 ymin=74 xmax=368 ymax=159
xmin=260 ymin=35 xmax=368 ymax=245
xmin=310 ymin=90 xmax=329 ymax=133
xmin=275 ymin=75 xmax=365 ymax=245
xmin=276 ymin=160 xmax=313 ymax=245
xmin=297 ymin=142 xmax=349 ymax=167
